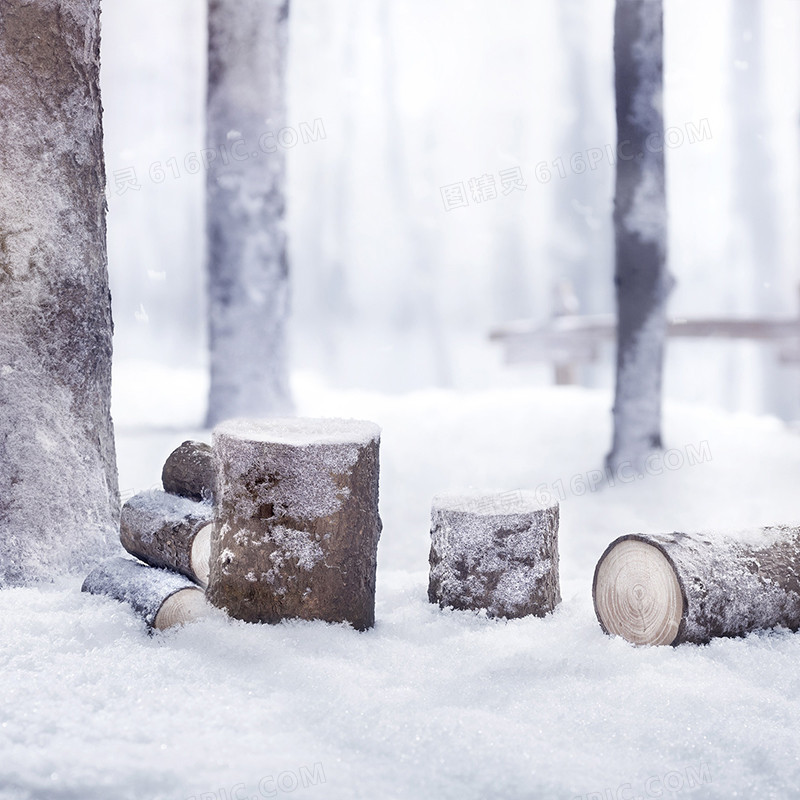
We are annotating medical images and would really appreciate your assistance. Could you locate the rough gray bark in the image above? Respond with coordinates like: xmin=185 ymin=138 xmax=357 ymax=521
xmin=607 ymin=0 xmax=673 ymax=472
xmin=119 ymin=491 xmax=213 ymax=587
xmin=82 ymin=557 xmax=208 ymax=631
xmin=205 ymin=0 xmax=292 ymax=427
xmin=0 ymin=0 xmax=119 ymax=585
xmin=162 ymin=440 xmax=215 ymax=502
xmin=593 ymin=528 xmax=800 ymax=646
xmin=207 ymin=418 xmax=382 ymax=630
xmin=428 ymin=493 xmax=561 ymax=619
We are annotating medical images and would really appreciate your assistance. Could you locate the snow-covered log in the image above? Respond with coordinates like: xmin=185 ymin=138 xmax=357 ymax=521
xmin=0 ymin=0 xmax=119 ymax=585
xmin=120 ymin=491 xmax=213 ymax=587
xmin=162 ymin=440 xmax=215 ymax=502
xmin=428 ymin=492 xmax=561 ymax=619
xmin=82 ymin=558 xmax=209 ymax=631
xmin=205 ymin=0 xmax=293 ymax=425
xmin=593 ymin=527 xmax=800 ymax=646
xmin=207 ymin=418 xmax=382 ymax=630
xmin=607 ymin=0 xmax=674 ymax=472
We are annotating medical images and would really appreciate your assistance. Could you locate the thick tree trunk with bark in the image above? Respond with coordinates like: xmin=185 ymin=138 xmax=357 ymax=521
xmin=205 ymin=0 xmax=292 ymax=426
xmin=120 ymin=491 xmax=213 ymax=587
xmin=428 ymin=493 xmax=561 ymax=619
xmin=0 ymin=1 xmax=119 ymax=585
xmin=593 ymin=527 xmax=800 ymax=646
xmin=608 ymin=0 xmax=673 ymax=472
xmin=82 ymin=557 xmax=208 ymax=631
xmin=207 ymin=418 xmax=382 ymax=630
xmin=162 ymin=440 xmax=215 ymax=502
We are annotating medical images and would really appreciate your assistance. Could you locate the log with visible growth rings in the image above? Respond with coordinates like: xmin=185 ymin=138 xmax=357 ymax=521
xmin=82 ymin=557 xmax=209 ymax=631
xmin=120 ymin=490 xmax=213 ymax=587
xmin=207 ymin=418 xmax=382 ymax=630
xmin=593 ymin=527 xmax=800 ymax=646
xmin=428 ymin=491 xmax=561 ymax=619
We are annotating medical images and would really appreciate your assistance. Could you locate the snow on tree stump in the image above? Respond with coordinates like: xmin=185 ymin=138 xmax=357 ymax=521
xmin=82 ymin=557 xmax=209 ymax=631
xmin=428 ymin=492 xmax=561 ymax=619
xmin=120 ymin=490 xmax=213 ymax=588
xmin=162 ymin=440 xmax=215 ymax=502
xmin=207 ymin=418 xmax=382 ymax=630
xmin=593 ymin=527 xmax=800 ymax=646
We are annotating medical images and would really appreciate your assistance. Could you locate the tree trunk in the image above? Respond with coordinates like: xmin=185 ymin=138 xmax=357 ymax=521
xmin=205 ymin=0 xmax=292 ymax=427
xmin=82 ymin=557 xmax=208 ymax=631
xmin=607 ymin=0 xmax=673 ymax=472
xmin=0 ymin=1 xmax=119 ymax=585
xmin=162 ymin=440 xmax=215 ymax=502
xmin=428 ymin=493 xmax=561 ymax=619
xmin=207 ymin=418 xmax=382 ymax=630
xmin=593 ymin=527 xmax=800 ymax=646
xmin=120 ymin=491 xmax=213 ymax=587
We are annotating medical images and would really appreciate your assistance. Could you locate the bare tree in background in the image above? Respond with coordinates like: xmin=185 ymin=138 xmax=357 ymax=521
xmin=0 ymin=0 xmax=119 ymax=584
xmin=206 ymin=0 xmax=292 ymax=427
xmin=607 ymin=0 xmax=673 ymax=472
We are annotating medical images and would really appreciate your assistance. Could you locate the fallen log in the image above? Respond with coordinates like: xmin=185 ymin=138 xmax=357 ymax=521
xmin=162 ymin=440 xmax=215 ymax=502
xmin=82 ymin=557 xmax=208 ymax=631
xmin=119 ymin=490 xmax=213 ymax=587
xmin=428 ymin=491 xmax=561 ymax=618
xmin=593 ymin=527 xmax=800 ymax=646
xmin=207 ymin=418 xmax=382 ymax=630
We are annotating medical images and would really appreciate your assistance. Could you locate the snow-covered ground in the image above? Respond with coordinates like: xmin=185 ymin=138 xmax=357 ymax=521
xmin=2 ymin=365 xmax=800 ymax=800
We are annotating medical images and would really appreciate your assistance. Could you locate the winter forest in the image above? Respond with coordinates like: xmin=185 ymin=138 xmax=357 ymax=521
xmin=2 ymin=0 xmax=800 ymax=798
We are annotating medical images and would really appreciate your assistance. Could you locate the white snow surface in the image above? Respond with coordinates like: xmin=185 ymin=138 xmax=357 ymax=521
xmin=432 ymin=489 xmax=554 ymax=516
xmin=214 ymin=417 xmax=381 ymax=446
xmin=4 ymin=367 xmax=800 ymax=798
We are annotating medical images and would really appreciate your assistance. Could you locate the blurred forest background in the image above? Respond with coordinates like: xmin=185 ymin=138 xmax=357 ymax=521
xmin=101 ymin=0 xmax=800 ymax=420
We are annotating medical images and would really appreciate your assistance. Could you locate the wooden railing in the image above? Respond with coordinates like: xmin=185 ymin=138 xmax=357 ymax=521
xmin=489 ymin=311 xmax=800 ymax=385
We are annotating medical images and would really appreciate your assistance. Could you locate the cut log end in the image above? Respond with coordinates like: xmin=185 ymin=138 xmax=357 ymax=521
xmin=190 ymin=523 xmax=212 ymax=589
xmin=593 ymin=538 xmax=684 ymax=646
xmin=154 ymin=587 xmax=209 ymax=631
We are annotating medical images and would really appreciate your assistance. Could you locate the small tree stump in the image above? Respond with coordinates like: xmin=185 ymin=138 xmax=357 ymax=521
xmin=593 ymin=527 xmax=800 ymax=646
xmin=162 ymin=440 xmax=215 ymax=502
xmin=207 ymin=418 xmax=382 ymax=630
xmin=428 ymin=492 xmax=561 ymax=618
xmin=120 ymin=490 xmax=213 ymax=587
xmin=82 ymin=557 xmax=209 ymax=631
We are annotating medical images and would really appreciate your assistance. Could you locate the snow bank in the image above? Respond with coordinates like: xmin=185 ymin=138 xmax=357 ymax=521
xmin=4 ymin=373 xmax=800 ymax=798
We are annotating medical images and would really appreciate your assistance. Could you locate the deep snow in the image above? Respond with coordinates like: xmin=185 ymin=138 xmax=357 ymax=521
xmin=2 ymin=364 xmax=800 ymax=799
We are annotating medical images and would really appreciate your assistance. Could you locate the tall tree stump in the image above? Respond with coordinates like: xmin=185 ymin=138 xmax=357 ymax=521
xmin=162 ymin=440 xmax=214 ymax=502
xmin=593 ymin=527 xmax=800 ymax=646
xmin=207 ymin=418 xmax=382 ymax=630
xmin=0 ymin=0 xmax=119 ymax=585
xmin=82 ymin=557 xmax=208 ymax=631
xmin=120 ymin=491 xmax=213 ymax=587
xmin=428 ymin=492 xmax=561 ymax=619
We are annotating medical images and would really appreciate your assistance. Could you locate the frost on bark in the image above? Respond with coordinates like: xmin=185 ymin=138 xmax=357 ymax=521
xmin=205 ymin=0 xmax=292 ymax=427
xmin=607 ymin=0 xmax=673 ymax=472
xmin=162 ymin=440 xmax=215 ymax=502
xmin=594 ymin=527 xmax=800 ymax=646
xmin=120 ymin=490 xmax=213 ymax=587
xmin=428 ymin=493 xmax=560 ymax=619
xmin=82 ymin=557 xmax=209 ymax=631
xmin=207 ymin=418 xmax=382 ymax=630
xmin=0 ymin=1 xmax=119 ymax=585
